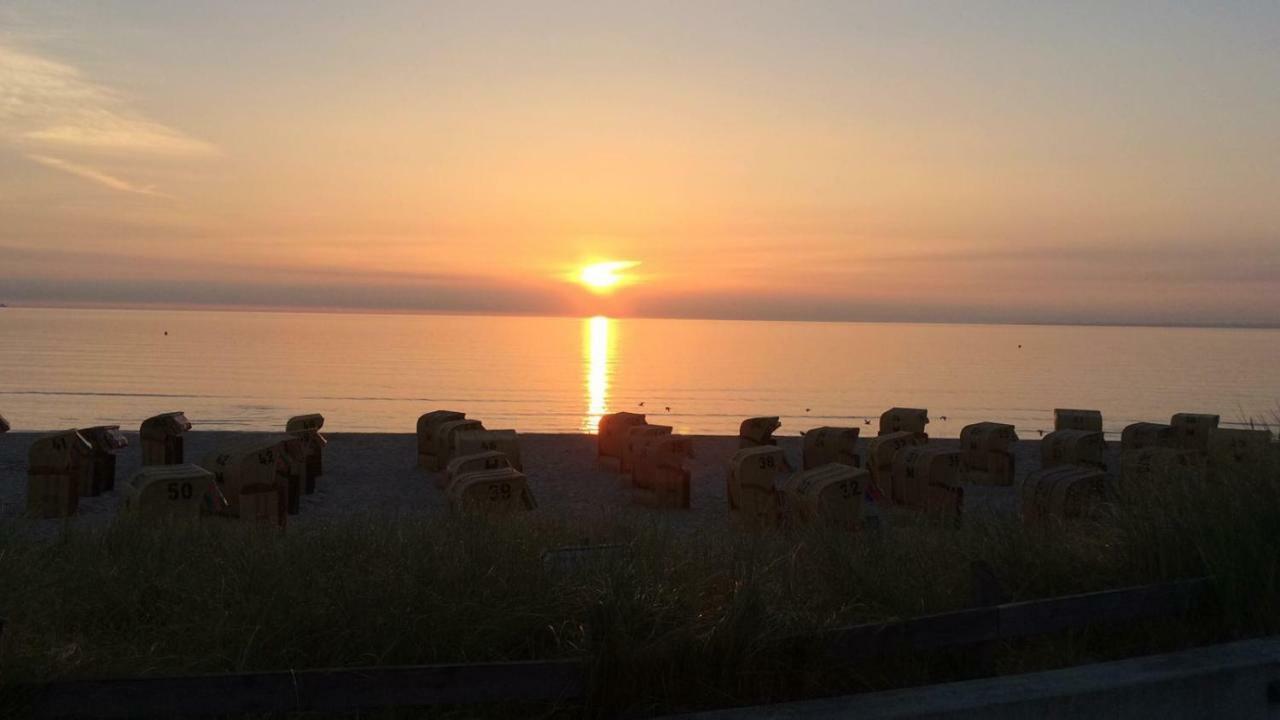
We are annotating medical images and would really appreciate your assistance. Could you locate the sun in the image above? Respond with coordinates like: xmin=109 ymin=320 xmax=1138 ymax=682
xmin=578 ymin=261 xmax=638 ymax=293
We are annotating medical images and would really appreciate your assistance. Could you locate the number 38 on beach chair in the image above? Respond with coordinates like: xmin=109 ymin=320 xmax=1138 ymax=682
xmin=727 ymin=445 xmax=789 ymax=529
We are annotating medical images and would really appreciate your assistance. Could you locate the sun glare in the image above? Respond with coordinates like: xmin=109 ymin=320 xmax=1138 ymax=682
xmin=578 ymin=261 xmax=638 ymax=293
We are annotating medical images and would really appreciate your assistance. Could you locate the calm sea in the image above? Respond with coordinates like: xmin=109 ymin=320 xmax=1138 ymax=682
xmin=0 ymin=307 xmax=1276 ymax=437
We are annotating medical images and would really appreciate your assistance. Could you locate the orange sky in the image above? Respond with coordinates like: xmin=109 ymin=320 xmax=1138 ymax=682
xmin=2 ymin=2 xmax=1278 ymax=326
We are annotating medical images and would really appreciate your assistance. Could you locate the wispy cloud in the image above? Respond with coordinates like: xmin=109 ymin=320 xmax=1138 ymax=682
xmin=0 ymin=44 xmax=215 ymax=156
xmin=1 ymin=42 xmax=213 ymax=199
xmin=27 ymin=154 xmax=169 ymax=197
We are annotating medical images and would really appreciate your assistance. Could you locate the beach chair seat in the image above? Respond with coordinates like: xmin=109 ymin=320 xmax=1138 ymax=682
xmin=77 ymin=425 xmax=129 ymax=496
xmin=141 ymin=411 xmax=191 ymax=466
xmin=1053 ymin=408 xmax=1102 ymax=433
xmin=727 ymin=445 xmax=787 ymax=529
xmin=199 ymin=435 xmax=302 ymax=526
xmin=801 ymin=427 xmax=860 ymax=470
xmin=621 ymin=424 xmax=672 ymax=476
xmin=738 ymin=416 xmax=781 ymax=449
xmin=633 ymin=435 xmax=693 ymax=508
xmin=959 ymin=422 xmax=1018 ymax=485
xmin=27 ymin=430 xmax=91 ymax=518
xmin=447 ymin=466 xmax=537 ymax=515
xmin=433 ymin=419 xmax=484 ymax=471
xmin=453 ymin=429 xmax=522 ymax=472
xmin=1041 ymin=429 xmax=1106 ymax=470
xmin=1207 ymin=427 xmax=1274 ymax=479
xmin=1121 ymin=422 xmax=1174 ymax=452
xmin=121 ymin=464 xmax=225 ymax=519
xmin=444 ymin=451 xmax=512 ymax=493
xmin=416 ymin=410 xmax=466 ymax=470
xmin=780 ymin=462 xmax=868 ymax=530
xmin=891 ymin=445 xmax=963 ymax=515
xmin=286 ymin=413 xmax=326 ymax=493
xmin=879 ymin=407 xmax=929 ymax=440
xmin=598 ymin=412 xmax=648 ymax=460
xmin=866 ymin=431 xmax=923 ymax=500
xmin=1019 ymin=465 xmax=1105 ymax=523
xmin=1170 ymin=413 xmax=1220 ymax=454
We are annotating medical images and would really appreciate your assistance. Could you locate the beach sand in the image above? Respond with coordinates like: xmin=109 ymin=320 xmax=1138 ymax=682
xmin=0 ymin=432 xmax=1123 ymax=532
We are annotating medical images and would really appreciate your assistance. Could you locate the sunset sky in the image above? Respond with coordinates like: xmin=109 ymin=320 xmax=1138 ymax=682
xmin=2 ymin=1 xmax=1278 ymax=326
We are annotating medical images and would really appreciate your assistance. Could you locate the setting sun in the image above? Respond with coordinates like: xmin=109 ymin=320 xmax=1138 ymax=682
xmin=578 ymin=261 xmax=639 ymax=293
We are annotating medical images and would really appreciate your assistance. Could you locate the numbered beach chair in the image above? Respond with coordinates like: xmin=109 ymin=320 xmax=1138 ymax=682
xmin=433 ymin=419 xmax=484 ymax=472
xmin=77 ymin=425 xmax=129 ymax=496
xmin=27 ymin=430 xmax=91 ymax=518
xmin=1019 ymin=465 xmax=1105 ymax=523
xmin=780 ymin=463 xmax=868 ymax=531
xmin=891 ymin=445 xmax=964 ymax=515
xmin=141 ymin=412 xmax=192 ymax=466
xmin=598 ymin=412 xmax=648 ymax=461
xmin=866 ymin=431 xmax=923 ymax=500
xmin=1053 ymin=409 xmax=1103 ymax=433
xmin=727 ymin=445 xmax=787 ymax=529
xmin=801 ymin=427 xmax=860 ymax=470
xmin=1207 ymin=428 xmax=1274 ymax=479
xmin=199 ymin=437 xmax=299 ymax=526
xmin=633 ymin=435 xmax=694 ymax=509
xmin=286 ymin=413 xmax=326 ymax=493
xmin=738 ymin=417 xmax=781 ymax=449
xmin=959 ymin=422 xmax=1018 ymax=485
xmin=1170 ymin=413 xmax=1220 ymax=454
xmin=1121 ymin=422 xmax=1174 ymax=452
xmin=1119 ymin=446 xmax=1204 ymax=489
xmin=621 ymin=424 xmax=672 ymax=476
xmin=444 ymin=451 xmax=512 ymax=493
xmin=1041 ymin=429 xmax=1106 ymax=470
xmin=121 ymin=464 xmax=225 ymax=519
xmin=447 ymin=466 xmax=537 ymax=515
xmin=879 ymin=407 xmax=929 ymax=440
xmin=416 ymin=410 xmax=466 ymax=470
xmin=453 ymin=429 xmax=523 ymax=472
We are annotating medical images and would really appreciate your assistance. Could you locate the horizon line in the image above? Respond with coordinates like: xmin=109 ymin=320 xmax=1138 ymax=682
xmin=4 ymin=301 xmax=1278 ymax=332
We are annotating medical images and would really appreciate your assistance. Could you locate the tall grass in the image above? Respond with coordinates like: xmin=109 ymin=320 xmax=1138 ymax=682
xmin=1 ymin=452 xmax=1277 ymax=716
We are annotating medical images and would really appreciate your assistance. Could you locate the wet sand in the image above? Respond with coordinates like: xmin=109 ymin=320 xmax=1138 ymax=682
xmin=0 ymin=432 xmax=1123 ymax=531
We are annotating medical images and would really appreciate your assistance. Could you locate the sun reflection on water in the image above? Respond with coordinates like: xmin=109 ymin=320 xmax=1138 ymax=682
xmin=583 ymin=315 xmax=612 ymax=432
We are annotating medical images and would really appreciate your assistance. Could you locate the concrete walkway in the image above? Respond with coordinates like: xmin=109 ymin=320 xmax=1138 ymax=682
xmin=665 ymin=636 xmax=1280 ymax=719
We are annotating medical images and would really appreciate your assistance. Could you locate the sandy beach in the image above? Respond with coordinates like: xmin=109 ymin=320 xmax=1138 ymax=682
xmin=0 ymin=431 xmax=1127 ymax=531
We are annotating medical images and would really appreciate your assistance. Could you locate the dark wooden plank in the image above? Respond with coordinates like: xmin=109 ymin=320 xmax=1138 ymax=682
xmin=811 ymin=577 xmax=1211 ymax=664
xmin=996 ymin=577 xmax=1212 ymax=640
xmin=29 ymin=659 xmax=586 ymax=719
xmin=820 ymin=607 xmax=999 ymax=663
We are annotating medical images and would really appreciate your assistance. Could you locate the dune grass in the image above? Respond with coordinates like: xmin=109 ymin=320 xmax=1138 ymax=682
xmin=0 ymin=453 xmax=1277 ymax=717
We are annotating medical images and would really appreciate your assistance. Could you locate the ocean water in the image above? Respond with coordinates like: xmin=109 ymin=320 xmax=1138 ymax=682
xmin=0 ymin=307 xmax=1276 ymax=437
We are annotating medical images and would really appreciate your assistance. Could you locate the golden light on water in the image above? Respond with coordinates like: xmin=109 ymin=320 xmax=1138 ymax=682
xmin=578 ymin=261 xmax=638 ymax=293
xmin=583 ymin=315 xmax=612 ymax=432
